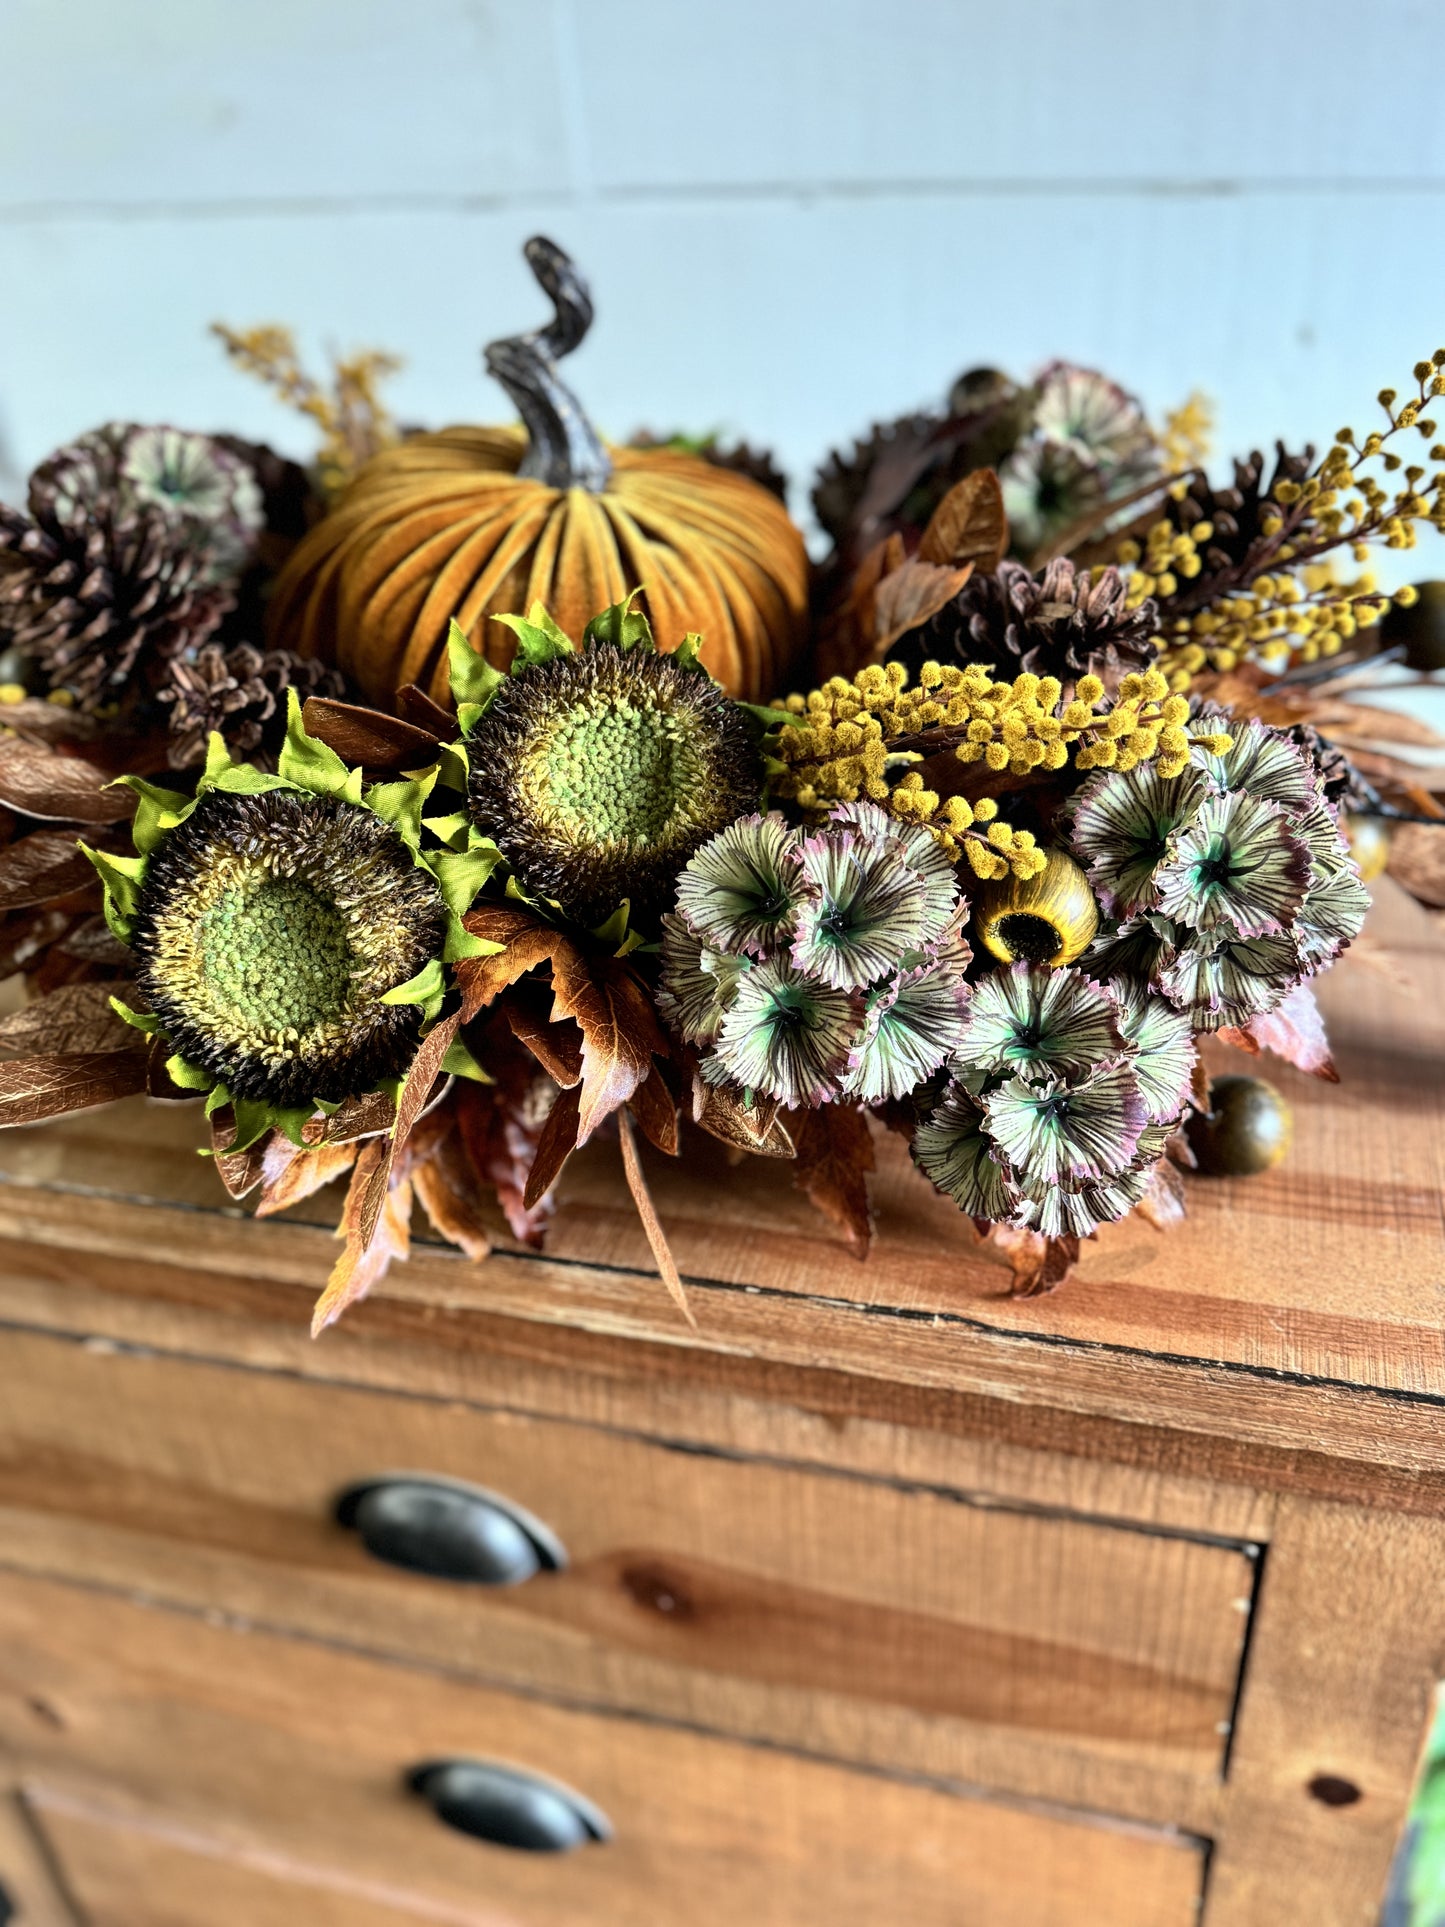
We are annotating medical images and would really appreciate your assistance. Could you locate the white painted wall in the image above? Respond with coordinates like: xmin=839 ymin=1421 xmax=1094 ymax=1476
xmin=2 ymin=0 xmax=1443 ymax=565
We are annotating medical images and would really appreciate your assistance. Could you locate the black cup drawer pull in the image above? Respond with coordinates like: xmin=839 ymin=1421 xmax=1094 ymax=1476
xmin=336 ymin=1476 xmax=566 ymax=1585
xmin=409 ymin=1760 xmax=611 ymax=1853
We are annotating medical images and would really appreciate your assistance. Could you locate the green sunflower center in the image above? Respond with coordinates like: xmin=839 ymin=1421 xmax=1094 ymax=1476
xmin=199 ymin=876 xmax=356 ymax=1034
xmin=537 ymin=698 xmax=705 ymax=844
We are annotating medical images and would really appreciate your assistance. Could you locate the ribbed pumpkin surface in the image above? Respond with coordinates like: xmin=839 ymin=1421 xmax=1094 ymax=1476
xmin=267 ymin=426 xmax=810 ymax=706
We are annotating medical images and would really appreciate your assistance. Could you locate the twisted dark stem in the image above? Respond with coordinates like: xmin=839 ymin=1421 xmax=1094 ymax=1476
xmin=484 ymin=236 xmax=612 ymax=493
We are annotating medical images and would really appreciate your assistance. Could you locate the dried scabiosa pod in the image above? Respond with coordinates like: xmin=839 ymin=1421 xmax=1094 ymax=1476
xmin=913 ymin=962 xmax=1195 ymax=1238
xmin=86 ymin=692 xmax=461 ymax=1145
xmin=458 ymin=600 xmax=766 ymax=927
xmin=659 ymin=802 xmax=972 ymax=1108
xmin=1067 ymin=717 xmax=1370 ymax=1029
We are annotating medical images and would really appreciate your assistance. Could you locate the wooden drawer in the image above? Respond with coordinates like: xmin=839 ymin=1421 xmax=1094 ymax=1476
xmin=0 ymin=1326 xmax=1256 ymax=1822
xmin=0 ymin=1567 xmax=1206 ymax=1927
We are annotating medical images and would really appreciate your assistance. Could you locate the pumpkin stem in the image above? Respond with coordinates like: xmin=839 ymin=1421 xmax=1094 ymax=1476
xmin=484 ymin=236 xmax=613 ymax=493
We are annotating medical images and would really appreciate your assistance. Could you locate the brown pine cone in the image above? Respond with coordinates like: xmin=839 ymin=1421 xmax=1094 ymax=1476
xmin=1140 ymin=445 xmax=1315 ymax=619
xmin=0 ymin=493 xmax=231 ymax=713
xmin=158 ymin=641 xmax=346 ymax=769
xmin=888 ymin=557 xmax=1161 ymax=690
xmin=1284 ymin=722 xmax=1381 ymax=815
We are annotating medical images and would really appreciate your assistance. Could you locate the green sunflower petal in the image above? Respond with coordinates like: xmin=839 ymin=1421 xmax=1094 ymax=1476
xmin=955 ymin=964 xmax=1124 ymax=1081
xmin=983 ymin=1063 xmax=1147 ymax=1186
xmin=1154 ymin=791 xmax=1312 ymax=939
xmin=913 ymin=1086 xmax=1021 ymax=1222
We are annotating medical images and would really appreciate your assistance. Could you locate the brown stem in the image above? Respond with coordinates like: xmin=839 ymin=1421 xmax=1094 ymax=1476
xmin=484 ymin=236 xmax=612 ymax=493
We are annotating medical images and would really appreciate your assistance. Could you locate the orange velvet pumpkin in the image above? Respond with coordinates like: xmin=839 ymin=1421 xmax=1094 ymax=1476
xmin=268 ymin=241 xmax=809 ymax=708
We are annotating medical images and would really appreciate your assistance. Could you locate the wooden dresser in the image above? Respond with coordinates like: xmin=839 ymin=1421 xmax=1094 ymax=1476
xmin=0 ymin=880 xmax=1439 ymax=1927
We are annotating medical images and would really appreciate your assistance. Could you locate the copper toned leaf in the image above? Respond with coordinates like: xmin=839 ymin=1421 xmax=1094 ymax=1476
xmin=552 ymin=952 xmax=669 ymax=1145
xmin=790 ymin=1104 xmax=875 ymax=1255
xmin=628 ymin=1065 xmax=678 ymax=1156
xmin=301 ymin=697 xmax=441 ymax=772
xmin=311 ymin=1145 xmax=413 ymax=1337
xmin=395 ymin=685 xmax=458 ymax=736
xmin=0 ymin=981 xmax=142 ymax=1057
xmin=412 ymin=1121 xmax=493 ymax=1261
xmin=523 ymin=1080 xmax=582 ymax=1209
xmin=0 ymin=1049 xmax=149 ymax=1125
xmin=254 ymin=1137 xmax=359 ymax=1219
xmin=0 ymin=831 xmax=98 ymax=911
xmin=0 ymin=738 xmax=134 ymax=824
xmin=503 ymin=984 xmax=583 ymax=1087
xmin=452 ymin=1052 xmax=558 ymax=1247
xmin=871 ymin=556 xmax=974 ymax=659
xmin=987 ymin=1223 xmax=1080 ymax=1297
xmin=352 ymin=1012 xmax=462 ymax=1253
xmin=917 ymin=468 xmax=1008 ymax=572
xmin=456 ymin=904 xmax=572 ymax=1018
xmin=1133 ymin=1157 xmax=1189 ymax=1231
xmin=303 ymin=1089 xmax=396 ymax=1145
xmin=691 ymin=1079 xmax=796 ymax=1158
xmin=210 ymin=1108 xmax=269 ymax=1199
xmin=1234 ymin=981 xmax=1339 ymax=1082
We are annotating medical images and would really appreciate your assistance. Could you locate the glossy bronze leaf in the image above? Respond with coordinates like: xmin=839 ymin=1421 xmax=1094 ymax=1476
xmin=311 ymin=1141 xmax=414 ymax=1337
xmin=871 ymin=555 xmax=974 ymax=658
xmin=412 ymin=1120 xmax=493 ymax=1261
xmin=0 ymin=738 xmax=135 ymax=824
xmin=254 ymin=1136 xmax=359 ymax=1219
xmin=917 ymin=468 xmax=1008 ymax=572
xmin=0 ymin=831 xmax=99 ymax=911
xmin=0 ymin=1049 xmax=149 ymax=1125
xmin=522 ymin=1081 xmax=582 ymax=1210
xmin=301 ymin=697 xmax=441 ymax=773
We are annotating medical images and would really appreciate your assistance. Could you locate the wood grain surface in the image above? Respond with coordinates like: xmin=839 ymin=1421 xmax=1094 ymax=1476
xmin=0 ymin=1324 xmax=1254 ymax=1829
xmin=0 ymin=1788 xmax=78 ymax=1926
xmin=0 ymin=1568 xmax=1207 ymax=1927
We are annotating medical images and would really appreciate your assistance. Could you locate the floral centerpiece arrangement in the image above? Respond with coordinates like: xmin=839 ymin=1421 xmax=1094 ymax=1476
xmin=0 ymin=236 xmax=1439 ymax=1329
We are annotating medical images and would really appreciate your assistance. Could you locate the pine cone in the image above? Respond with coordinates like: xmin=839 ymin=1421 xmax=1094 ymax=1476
xmin=888 ymin=557 xmax=1161 ymax=690
xmin=0 ymin=492 xmax=231 ymax=713
xmin=1285 ymin=722 xmax=1380 ymax=815
xmin=1144 ymin=445 xmax=1314 ymax=619
xmin=158 ymin=642 xmax=346 ymax=769
xmin=696 ymin=440 xmax=790 ymax=504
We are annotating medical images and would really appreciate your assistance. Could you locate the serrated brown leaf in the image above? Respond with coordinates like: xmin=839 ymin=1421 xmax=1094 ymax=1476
xmin=1233 ymin=981 xmax=1339 ymax=1081
xmin=790 ymin=1105 xmax=876 ymax=1256
xmin=503 ymin=984 xmax=583 ymax=1087
xmin=254 ymin=1137 xmax=359 ymax=1219
xmin=352 ymin=1011 xmax=462 ymax=1254
xmin=0 ymin=738 xmax=134 ymax=824
xmin=302 ymin=1089 xmax=396 ymax=1145
xmin=450 ymin=1033 xmax=559 ymax=1246
xmin=302 ymin=697 xmax=441 ymax=773
xmin=1387 ymin=821 xmax=1445 ymax=908
xmin=412 ymin=1122 xmax=493 ymax=1261
xmin=0 ymin=981 xmax=141 ymax=1057
xmin=987 ymin=1223 xmax=1080 ymax=1297
xmin=523 ymin=1080 xmax=582 ymax=1209
xmin=691 ymin=1078 xmax=795 ymax=1157
xmin=455 ymin=905 xmax=572 ymax=1018
xmin=0 ymin=1049 xmax=149 ymax=1124
xmin=210 ymin=1109 xmax=270 ymax=1199
xmin=871 ymin=555 xmax=974 ymax=658
xmin=312 ymin=1141 xmax=413 ymax=1337
xmin=629 ymin=1066 xmax=678 ymax=1156
xmin=0 ymin=831 xmax=97 ymax=911
xmin=917 ymin=468 xmax=1008 ymax=572
xmin=1134 ymin=1157 xmax=1189 ymax=1231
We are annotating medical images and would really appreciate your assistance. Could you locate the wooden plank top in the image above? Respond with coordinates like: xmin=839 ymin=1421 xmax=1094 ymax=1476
xmin=0 ymin=880 xmax=1439 ymax=1465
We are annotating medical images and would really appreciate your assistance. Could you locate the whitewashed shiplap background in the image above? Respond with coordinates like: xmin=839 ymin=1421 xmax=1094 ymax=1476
xmin=2 ymin=0 xmax=1444 ymax=567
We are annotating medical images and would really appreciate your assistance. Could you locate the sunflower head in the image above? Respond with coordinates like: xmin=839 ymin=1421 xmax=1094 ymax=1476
xmin=86 ymin=692 xmax=454 ymax=1144
xmin=458 ymin=601 xmax=765 ymax=927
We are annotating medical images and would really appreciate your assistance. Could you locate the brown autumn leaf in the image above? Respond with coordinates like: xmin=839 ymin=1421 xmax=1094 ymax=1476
xmin=302 ymin=697 xmax=441 ymax=772
xmin=311 ymin=1140 xmax=413 ymax=1337
xmin=458 ymin=904 xmax=668 ymax=1145
xmin=917 ymin=468 xmax=1008 ymax=572
xmin=523 ymin=1081 xmax=583 ymax=1210
xmin=629 ymin=1065 xmax=678 ymax=1156
xmin=870 ymin=555 xmax=974 ymax=660
xmin=1387 ymin=822 xmax=1445 ymax=908
xmin=503 ymin=982 xmax=583 ymax=1086
xmin=1227 ymin=981 xmax=1339 ymax=1082
xmin=351 ymin=1011 xmax=462 ymax=1255
xmin=302 ymin=1089 xmax=396 ymax=1145
xmin=0 ymin=737 xmax=134 ymax=824
xmin=0 ymin=981 xmax=142 ymax=1057
xmin=790 ymin=1104 xmax=875 ymax=1256
xmin=412 ymin=1120 xmax=493 ymax=1261
xmin=254 ymin=1136 xmax=360 ymax=1219
xmin=395 ymin=684 xmax=458 ymax=736
xmin=56 ymin=913 xmax=130 ymax=966
xmin=986 ymin=1223 xmax=1081 ymax=1297
xmin=691 ymin=1078 xmax=796 ymax=1157
xmin=210 ymin=1108 xmax=270 ymax=1199
xmin=0 ymin=831 xmax=98 ymax=911
xmin=1133 ymin=1157 xmax=1189 ymax=1231
xmin=451 ymin=1050 xmax=559 ymax=1247
xmin=617 ymin=1106 xmax=694 ymax=1327
xmin=0 ymin=1049 xmax=149 ymax=1125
